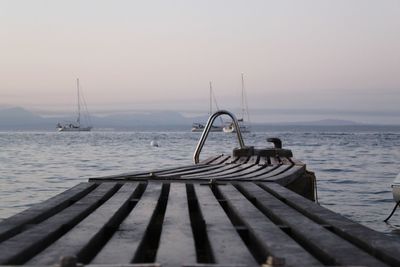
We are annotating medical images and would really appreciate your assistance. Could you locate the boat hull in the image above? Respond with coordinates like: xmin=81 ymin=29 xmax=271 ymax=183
xmin=58 ymin=126 xmax=92 ymax=132
xmin=222 ymin=124 xmax=250 ymax=133
xmin=192 ymin=127 xmax=223 ymax=132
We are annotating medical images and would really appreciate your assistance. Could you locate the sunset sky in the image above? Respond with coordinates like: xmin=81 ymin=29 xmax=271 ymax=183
xmin=0 ymin=0 xmax=399 ymax=123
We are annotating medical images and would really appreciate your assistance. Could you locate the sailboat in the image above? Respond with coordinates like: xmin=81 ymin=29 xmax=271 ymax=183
xmin=191 ymin=82 xmax=224 ymax=132
xmin=57 ymin=79 xmax=92 ymax=132
xmin=223 ymin=73 xmax=251 ymax=133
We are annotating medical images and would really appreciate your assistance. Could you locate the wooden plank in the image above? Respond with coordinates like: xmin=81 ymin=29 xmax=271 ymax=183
xmin=280 ymin=157 xmax=292 ymax=165
xmin=194 ymin=185 xmax=258 ymax=266
xmin=199 ymin=165 xmax=266 ymax=180
xmin=181 ymin=164 xmax=243 ymax=179
xmin=248 ymin=165 xmax=292 ymax=180
xmin=238 ymin=183 xmax=388 ymax=267
xmin=0 ymin=183 xmax=119 ymax=265
xmin=150 ymin=164 xmax=217 ymax=176
xmin=256 ymin=165 xmax=305 ymax=182
xmin=91 ymin=183 xmax=163 ymax=264
xmin=216 ymin=165 xmax=278 ymax=180
xmin=269 ymin=156 xmax=280 ymax=166
xmin=247 ymin=155 xmax=259 ymax=165
xmin=0 ymin=182 xmax=96 ymax=242
xmin=260 ymin=182 xmax=400 ymax=267
xmin=208 ymin=155 xmax=231 ymax=165
xmin=28 ymin=183 xmax=140 ymax=265
xmin=161 ymin=164 xmax=230 ymax=177
xmin=236 ymin=156 xmax=250 ymax=164
xmin=258 ymin=156 xmax=270 ymax=166
xmin=93 ymin=163 xmax=204 ymax=179
xmin=199 ymin=155 xmax=224 ymax=164
xmin=184 ymin=164 xmax=256 ymax=179
xmin=156 ymin=183 xmax=196 ymax=267
xmin=217 ymin=184 xmax=322 ymax=267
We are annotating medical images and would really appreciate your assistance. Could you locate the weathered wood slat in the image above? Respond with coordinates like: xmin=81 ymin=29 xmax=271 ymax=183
xmin=259 ymin=165 xmax=305 ymax=183
xmin=0 ymin=183 xmax=119 ymax=265
xmin=259 ymin=182 xmax=400 ymax=267
xmin=179 ymin=163 xmax=244 ymax=178
xmin=247 ymin=155 xmax=259 ymax=165
xmin=147 ymin=164 xmax=217 ymax=176
xmin=216 ymin=165 xmax=278 ymax=180
xmin=280 ymin=157 xmax=292 ymax=165
xmin=269 ymin=156 xmax=280 ymax=166
xmin=238 ymin=183 xmax=388 ymax=267
xmin=199 ymin=155 xmax=225 ymax=165
xmin=248 ymin=164 xmax=292 ymax=180
xmin=207 ymin=155 xmax=231 ymax=165
xmin=89 ymin=166 xmax=202 ymax=182
xmin=91 ymin=183 xmax=163 ymax=264
xmin=184 ymin=164 xmax=257 ymax=179
xmin=28 ymin=183 xmax=140 ymax=265
xmin=159 ymin=164 xmax=230 ymax=177
xmin=236 ymin=156 xmax=250 ymax=164
xmin=144 ymin=156 xmax=229 ymax=177
xmin=156 ymin=183 xmax=196 ymax=267
xmin=0 ymin=182 xmax=96 ymax=242
xmin=217 ymin=184 xmax=322 ymax=267
xmin=258 ymin=156 xmax=270 ymax=166
xmin=221 ymin=165 xmax=284 ymax=181
xmin=194 ymin=185 xmax=258 ymax=266
xmin=193 ymin=165 xmax=265 ymax=180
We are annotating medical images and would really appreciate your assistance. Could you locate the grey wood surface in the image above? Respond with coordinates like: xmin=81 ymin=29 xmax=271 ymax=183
xmin=238 ymin=183 xmax=388 ymax=267
xmin=91 ymin=183 xmax=163 ymax=264
xmin=0 ymin=182 xmax=96 ymax=242
xmin=0 ymin=183 xmax=119 ymax=265
xmin=28 ymin=183 xmax=140 ymax=265
xmin=156 ymin=183 xmax=197 ymax=267
xmin=260 ymin=182 xmax=400 ymax=267
xmin=194 ymin=185 xmax=258 ymax=266
xmin=217 ymin=184 xmax=323 ymax=267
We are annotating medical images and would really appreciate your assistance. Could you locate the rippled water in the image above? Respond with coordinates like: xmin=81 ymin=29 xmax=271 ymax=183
xmin=1 ymin=127 xmax=400 ymax=237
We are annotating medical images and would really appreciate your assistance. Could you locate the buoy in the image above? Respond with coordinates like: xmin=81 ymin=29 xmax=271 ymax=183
xmin=150 ymin=140 xmax=159 ymax=147
xmin=384 ymin=173 xmax=400 ymax=222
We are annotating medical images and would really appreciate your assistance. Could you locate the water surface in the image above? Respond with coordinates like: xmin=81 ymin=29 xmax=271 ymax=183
xmin=1 ymin=127 xmax=400 ymax=236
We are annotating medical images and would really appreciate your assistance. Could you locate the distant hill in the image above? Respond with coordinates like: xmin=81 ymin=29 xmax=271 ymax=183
xmin=0 ymin=106 xmax=365 ymax=130
xmin=0 ymin=107 xmax=46 ymax=128
xmin=271 ymin=119 xmax=360 ymax=126
xmin=0 ymin=107 xmax=200 ymax=130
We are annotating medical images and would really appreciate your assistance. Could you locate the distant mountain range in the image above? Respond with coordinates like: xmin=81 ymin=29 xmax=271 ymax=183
xmin=0 ymin=106 xmax=363 ymax=130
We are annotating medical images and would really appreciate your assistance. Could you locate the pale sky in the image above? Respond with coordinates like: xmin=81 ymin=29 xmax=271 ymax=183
xmin=0 ymin=0 xmax=399 ymax=122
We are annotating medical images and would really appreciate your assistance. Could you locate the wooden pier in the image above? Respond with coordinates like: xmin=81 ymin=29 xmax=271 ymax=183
xmin=1 ymin=152 xmax=400 ymax=267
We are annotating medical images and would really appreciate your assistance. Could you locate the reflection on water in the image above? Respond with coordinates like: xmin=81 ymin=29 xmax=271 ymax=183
xmin=1 ymin=127 xmax=400 ymax=236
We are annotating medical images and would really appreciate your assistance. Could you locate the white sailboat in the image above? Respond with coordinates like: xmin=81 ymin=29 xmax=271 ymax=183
xmin=57 ymin=79 xmax=92 ymax=132
xmin=223 ymin=73 xmax=251 ymax=133
xmin=192 ymin=82 xmax=224 ymax=132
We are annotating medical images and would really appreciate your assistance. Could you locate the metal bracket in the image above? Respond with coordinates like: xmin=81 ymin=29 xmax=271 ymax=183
xmin=193 ymin=110 xmax=246 ymax=164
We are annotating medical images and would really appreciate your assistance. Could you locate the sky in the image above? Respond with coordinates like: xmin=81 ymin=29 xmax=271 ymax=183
xmin=0 ymin=0 xmax=399 ymax=123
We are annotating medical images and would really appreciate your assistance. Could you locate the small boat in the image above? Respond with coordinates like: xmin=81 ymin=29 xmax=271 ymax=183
xmin=384 ymin=173 xmax=400 ymax=221
xmin=223 ymin=73 xmax=251 ymax=133
xmin=192 ymin=82 xmax=223 ymax=132
xmin=192 ymin=122 xmax=224 ymax=132
xmin=392 ymin=173 xmax=400 ymax=203
xmin=57 ymin=79 xmax=92 ymax=132
xmin=222 ymin=118 xmax=250 ymax=133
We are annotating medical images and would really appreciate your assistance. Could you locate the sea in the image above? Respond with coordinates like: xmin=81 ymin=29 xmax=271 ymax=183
xmin=1 ymin=125 xmax=400 ymax=238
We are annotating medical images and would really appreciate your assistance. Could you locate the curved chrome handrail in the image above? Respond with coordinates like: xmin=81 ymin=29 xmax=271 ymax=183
xmin=193 ymin=110 xmax=246 ymax=164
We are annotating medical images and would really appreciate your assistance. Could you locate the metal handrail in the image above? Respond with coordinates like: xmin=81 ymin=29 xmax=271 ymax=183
xmin=193 ymin=110 xmax=246 ymax=164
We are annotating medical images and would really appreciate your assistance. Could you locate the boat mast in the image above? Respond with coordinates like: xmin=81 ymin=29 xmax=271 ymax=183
xmin=241 ymin=73 xmax=245 ymax=120
xmin=77 ymin=78 xmax=80 ymax=126
xmin=209 ymin=81 xmax=213 ymax=115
